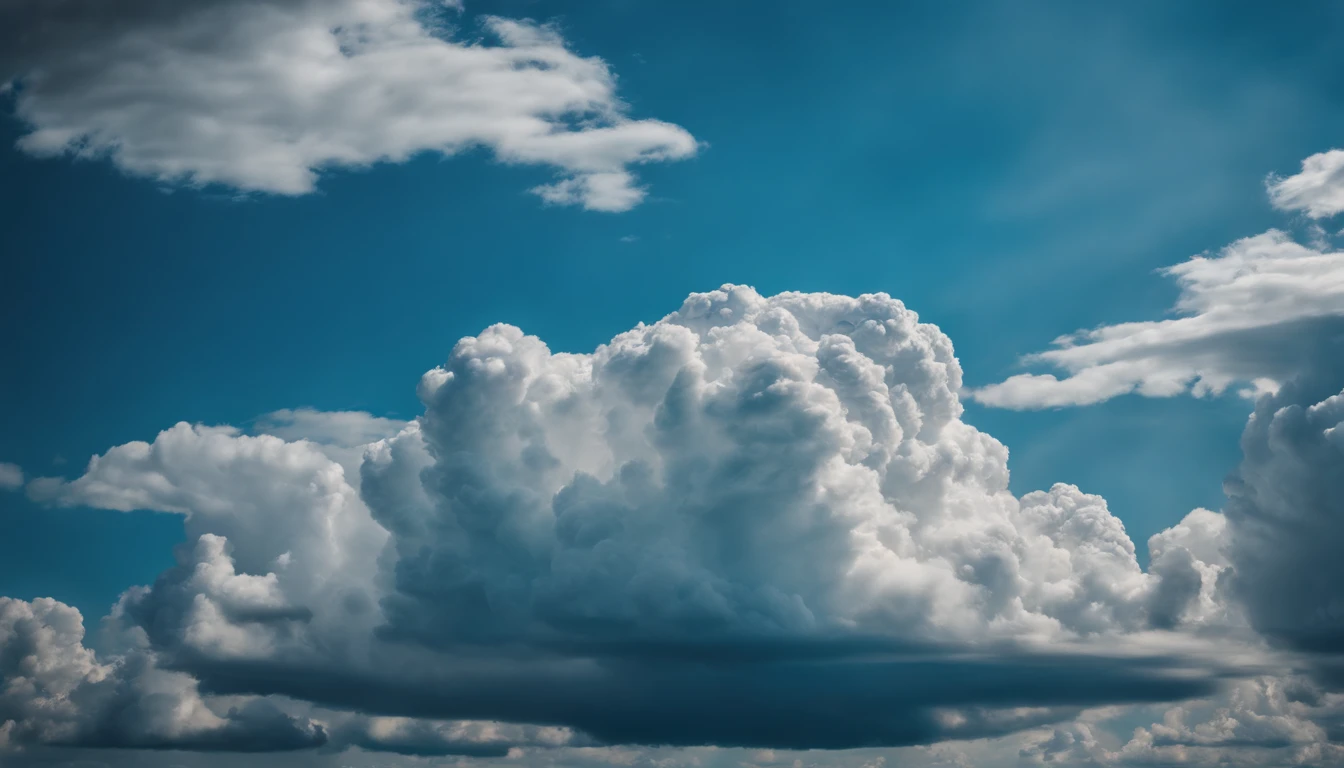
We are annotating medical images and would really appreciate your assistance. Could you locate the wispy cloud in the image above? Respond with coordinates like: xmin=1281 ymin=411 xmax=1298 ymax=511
xmin=0 ymin=1 xmax=697 ymax=211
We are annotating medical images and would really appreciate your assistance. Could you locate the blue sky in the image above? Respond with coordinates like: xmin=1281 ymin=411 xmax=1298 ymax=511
xmin=5 ymin=0 xmax=1338 ymax=615
xmin=4 ymin=2 xmax=1344 ymax=766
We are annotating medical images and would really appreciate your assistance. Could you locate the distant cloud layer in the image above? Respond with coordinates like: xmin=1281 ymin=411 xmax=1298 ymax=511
xmin=0 ymin=0 xmax=697 ymax=210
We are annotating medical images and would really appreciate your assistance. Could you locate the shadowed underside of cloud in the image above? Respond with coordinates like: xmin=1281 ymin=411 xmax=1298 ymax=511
xmin=179 ymin=648 xmax=1219 ymax=750
xmin=5 ymin=285 xmax=1259 ymax=759
xmin=970 ymin=230 xmax=1344 ymax=409
xmin=0 ymin=0 xmax=697 ymax=210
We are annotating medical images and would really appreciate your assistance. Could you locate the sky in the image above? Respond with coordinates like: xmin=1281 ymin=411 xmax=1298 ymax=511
xmin=2 ymin=1 xmax=1344 ymax=767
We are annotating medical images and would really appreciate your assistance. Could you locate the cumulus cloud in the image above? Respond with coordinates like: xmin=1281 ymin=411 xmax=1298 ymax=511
xmin=1145 ymin=508 xmax=1233 ymax=631
xmin=971 ymin=230 xmax=1344 ymax=409
xmin=1268 ymin=149 xmax=1344 ymax=220
xmin=1020 ymin=676 xmax=1344 ymax=767
xmin=1222 ymin=366 xmax=1344 ymax=663
xmin=0 ymin=596 xmax=325 ymax=752
xmin=1012 ymin=362 xmax=1344 ymax=766
xmin=0 ymin=0 xmax=697 ymax=210
xmin=17 ymin=286 xmax=1260 ymax=758
xmin=0 ymin=462 xmax=21 ymax=490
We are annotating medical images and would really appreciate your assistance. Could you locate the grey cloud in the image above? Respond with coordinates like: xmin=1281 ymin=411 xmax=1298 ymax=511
xmin=179 ymin=649 xmax=1217 ymax=750
xmin=1223 ymin=364 xmax=1344 ymax=660
xmin=0 ymin=597 xmax=325 ymax=752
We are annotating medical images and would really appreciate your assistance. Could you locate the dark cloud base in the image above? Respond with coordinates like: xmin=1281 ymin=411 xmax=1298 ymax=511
xmin=183 ymin=652 xmax=1218 ymax=750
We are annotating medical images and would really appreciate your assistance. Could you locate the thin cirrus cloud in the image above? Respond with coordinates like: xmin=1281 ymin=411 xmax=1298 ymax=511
xmin=0 ymin=0 xmax=697 ymax=211
xmin=8 ymin=285 xmax=1266 ymax=761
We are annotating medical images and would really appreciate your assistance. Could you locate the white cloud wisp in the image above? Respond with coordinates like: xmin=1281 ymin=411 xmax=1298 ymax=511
xmin=971 ymin=230 xmax=1344 ymax=409
xmin=1268 ymin=149 xmax=1344 ymax=220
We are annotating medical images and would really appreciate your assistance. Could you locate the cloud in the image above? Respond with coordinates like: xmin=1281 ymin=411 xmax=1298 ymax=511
xmin=252 ymin=408 xmax=406 ymax=448
xmin=18 ymin=286 xmax=1257 ymax=757
xmin=1014 ymin=362 xmax=1344 ymax=766
xmin=0 ymin=462 xmax=21 ymax=490
xmin=1222 ymin=366 xmax=1344 ymax=663
xmin=1268 ymin=149 xmax=1344 ymax=220
xmin=1020 ymin=676 xmax=1344 ymax=767
xmin=328 ymin=715 xmax=587 ymax=757
xmin=971 ymin=230 xmax=1344 ymax=409
xmin=251 ymin=408 xmax=408 ymax=477
xmin=0 ymin=0 xmax=697 ymax=211
xmin=1145 ymin=508 xmax=1232 ymax=631
xmin=0 ymin=596 xmax=325 ymax=752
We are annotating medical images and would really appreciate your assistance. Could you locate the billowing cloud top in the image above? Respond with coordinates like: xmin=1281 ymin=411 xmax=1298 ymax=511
xmin=8 ymin=285 xmax=1256 ymax=760
xmin=0 ymin=0 xmax=697 ymax=210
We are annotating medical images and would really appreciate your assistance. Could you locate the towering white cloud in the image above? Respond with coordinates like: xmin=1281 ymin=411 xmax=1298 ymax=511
xmin=1268 ymin=149 xmax=1344 ymax=220
xmin=12 ymin=286 xmax=1251 ymax=760
xmin=366 ymin=286 xmax=1233 ymax=653
xmin=971 ymin=230 xmax=1344 ymax=409
xmin=0 ymin=0 xmax=697 ymax=210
